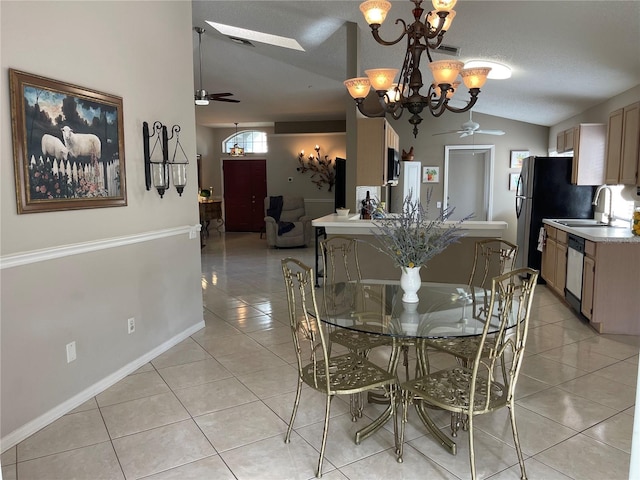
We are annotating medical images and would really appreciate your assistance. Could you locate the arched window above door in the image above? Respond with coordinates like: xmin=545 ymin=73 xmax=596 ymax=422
xmin=222 ymin=130 xmax=268 ymax=154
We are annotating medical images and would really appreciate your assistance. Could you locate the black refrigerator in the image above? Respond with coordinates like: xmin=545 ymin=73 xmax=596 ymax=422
xmin=515 ymin=156 xmax=596 ymax=273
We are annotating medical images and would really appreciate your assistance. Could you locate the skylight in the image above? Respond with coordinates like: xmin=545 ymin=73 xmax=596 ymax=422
xmin=206 ymin=21 xmax=305 ymax=52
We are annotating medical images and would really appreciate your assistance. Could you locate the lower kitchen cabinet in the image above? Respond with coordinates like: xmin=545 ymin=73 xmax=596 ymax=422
xmin=541 ymin=225 xmax=567 ymax=295
xmin=580 ymin=240 xmax=640 ymax=334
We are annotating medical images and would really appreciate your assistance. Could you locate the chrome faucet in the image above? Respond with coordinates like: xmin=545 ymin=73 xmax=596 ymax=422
xmin=592 ymin=185 xmax=613 ymax=225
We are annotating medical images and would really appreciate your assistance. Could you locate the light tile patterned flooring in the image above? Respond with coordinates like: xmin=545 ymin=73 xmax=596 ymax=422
xmin=2 ymin=232 xmax=638 ymax=479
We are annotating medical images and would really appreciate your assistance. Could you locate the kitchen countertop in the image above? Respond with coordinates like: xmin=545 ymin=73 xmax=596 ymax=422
xmin=543 ymin=218 xmax=640 ymax=243
xmin=313 ymin=214 xmax=508 ymax=237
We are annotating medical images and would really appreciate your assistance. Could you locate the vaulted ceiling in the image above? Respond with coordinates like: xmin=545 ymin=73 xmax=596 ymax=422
xmin=191 ymin=1 xmax=640 ymax=129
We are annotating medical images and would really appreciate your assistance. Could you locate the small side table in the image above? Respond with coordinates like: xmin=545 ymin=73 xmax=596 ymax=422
xmin=199 ymin=200 xmax=224 ymax=238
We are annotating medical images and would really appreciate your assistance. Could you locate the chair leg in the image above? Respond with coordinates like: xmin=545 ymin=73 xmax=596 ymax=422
xmin=468 ymin=413 xmax=476 ymax=480
xmin=285 ymin=378 xmax=303 ymax=443
xmin=349 ymin=392 xmax=363 ymax=421
xmin=316 ymin=394 xmax=333 ymax=478
xmin=508 ymin=401 xmax=528 ymax=480
xmin=450 ymin=412 xmax=460 ymax=437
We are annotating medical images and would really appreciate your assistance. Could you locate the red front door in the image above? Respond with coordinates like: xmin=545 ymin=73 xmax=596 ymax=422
xmin=223 ymin=159 xmax=267 ymax=232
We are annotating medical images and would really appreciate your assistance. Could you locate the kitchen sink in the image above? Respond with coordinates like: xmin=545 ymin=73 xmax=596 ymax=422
xmin=555 ymin=219 xmax=608 ymax=227
xmin=553 ymin=218 xmax=628 ymax=228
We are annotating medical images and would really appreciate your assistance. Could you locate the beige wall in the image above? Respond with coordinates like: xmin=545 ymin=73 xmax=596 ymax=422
xmin=388 ymin=112 xmax=550 ymax=245
xmin=1 ymin=0 xmax=203 ymax=446
xmin=198 ymin=125 xmax=346 ymax=221
xmin=549 ymin=84 xmax=640 ymax=152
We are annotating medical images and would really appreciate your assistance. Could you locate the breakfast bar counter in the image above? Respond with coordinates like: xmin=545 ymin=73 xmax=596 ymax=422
xmin=312 ymin=214 xmax=509 ymax=285
xmin=313 ymin=214 xmax=508 ymax=237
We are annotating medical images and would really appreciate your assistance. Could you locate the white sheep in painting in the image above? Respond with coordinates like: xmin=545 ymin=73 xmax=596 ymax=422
xmin=41 ymin=134 xmax=69 ymax=161
xmin=60 ymin=126 xmax=101 ymax=160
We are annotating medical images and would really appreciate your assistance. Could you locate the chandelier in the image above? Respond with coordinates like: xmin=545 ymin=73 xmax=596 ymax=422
xmin=229 ymin=122 xmax=245 ymax=156
xmin=344 ymin=0 xmax=491 ymax=137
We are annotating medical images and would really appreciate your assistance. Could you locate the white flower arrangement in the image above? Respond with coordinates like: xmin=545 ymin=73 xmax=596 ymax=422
xmin=371 ymin=190 xmax=470 ymax=270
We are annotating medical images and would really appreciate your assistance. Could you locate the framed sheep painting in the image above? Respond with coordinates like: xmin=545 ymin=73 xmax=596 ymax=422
xmin=9 ymin=69 xmax=126 ymax=213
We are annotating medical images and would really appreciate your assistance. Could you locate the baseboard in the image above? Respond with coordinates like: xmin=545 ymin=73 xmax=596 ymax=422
xmin=0 ymin=320 xmax=205 ymax=452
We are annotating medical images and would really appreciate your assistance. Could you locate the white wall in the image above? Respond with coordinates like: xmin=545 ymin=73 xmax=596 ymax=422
xmin=0 ymin=0 xmax=203 ymax=447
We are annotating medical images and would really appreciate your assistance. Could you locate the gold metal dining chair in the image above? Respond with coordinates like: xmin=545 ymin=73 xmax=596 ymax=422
xmin=397 ymin=268 xmax=538 ymax=480
xmin=425 ymin=239 xmax=519 ymax=395
xmin=282 ymin=258 xmax=397 ymax=478
xmin=320 ymin=236 xmax=392 ymax=419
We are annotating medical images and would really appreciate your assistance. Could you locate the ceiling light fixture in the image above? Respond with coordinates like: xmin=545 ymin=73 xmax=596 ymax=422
xmin=229 ymin=123 xmax=245 ymax=157
xmin=194 ymin=27 xmax=210 ymax=106
xmin=464 ymin=60 xmax=512 ymax=80
xmin=344 ymin=0 xmax=491 ymax=137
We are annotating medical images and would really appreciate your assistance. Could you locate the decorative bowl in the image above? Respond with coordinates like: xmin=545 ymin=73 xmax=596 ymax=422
xmin=336 ymin=208 xmax=350 ymax=217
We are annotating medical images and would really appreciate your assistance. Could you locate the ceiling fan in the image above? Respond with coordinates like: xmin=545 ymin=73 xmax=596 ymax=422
xmin=433 ymin=111 xmax=505 ymax=138
xmin=194 ymin=27 xmax=240 ymax=106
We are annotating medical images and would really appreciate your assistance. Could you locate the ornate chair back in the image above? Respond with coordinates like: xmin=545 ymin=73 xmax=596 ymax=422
xmin=281 ymin=257 xmax=330 ymax=391
xmin=468 ymin=267 xmax=537 ymax=413
xmin=469 ymin=239 xmax=518 ymax=319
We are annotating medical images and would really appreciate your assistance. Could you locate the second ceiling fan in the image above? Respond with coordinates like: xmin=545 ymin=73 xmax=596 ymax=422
xmin=433 ymin=111 xmax=505 ymax=138
xmin=194 ymin=27 xmax=240 ymax=105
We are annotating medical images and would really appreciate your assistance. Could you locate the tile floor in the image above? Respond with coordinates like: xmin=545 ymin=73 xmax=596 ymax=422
xmin=2 ymin=232 xmax=638 ymax=479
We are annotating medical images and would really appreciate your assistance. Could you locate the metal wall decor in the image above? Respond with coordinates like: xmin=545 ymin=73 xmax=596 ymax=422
xmin=143 ymin=121 xmax=188 ymax=198
xmin=296 ymin=145 xmax=336 ymax=191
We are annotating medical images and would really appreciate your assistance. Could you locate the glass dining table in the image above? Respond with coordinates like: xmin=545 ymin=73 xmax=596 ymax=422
xmin=315 ymin=279 xmax=514 ymax=456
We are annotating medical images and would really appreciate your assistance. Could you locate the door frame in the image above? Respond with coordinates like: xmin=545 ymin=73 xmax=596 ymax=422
xmin=443 ymin=144 xmax=495 ymax=220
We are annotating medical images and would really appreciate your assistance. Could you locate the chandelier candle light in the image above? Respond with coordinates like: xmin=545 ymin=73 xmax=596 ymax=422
xmin=344 ymin=0 xmax=491 ymax=137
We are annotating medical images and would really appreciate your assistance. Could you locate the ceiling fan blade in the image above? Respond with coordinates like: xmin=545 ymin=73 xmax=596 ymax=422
xmin=475 ymin=129 xmax=505 ymax=135
xmin=432 ymin=130 xmax=464 ymax=136
xmin=459 ymin=131 xmax=473 ymax=138
xmin=211 ymin=97 xmax=240 ymax=103
xmin=207 ymin=92 xmax=240 ymax=102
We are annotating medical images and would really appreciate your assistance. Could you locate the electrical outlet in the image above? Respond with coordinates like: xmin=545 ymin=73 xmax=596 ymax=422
xmin=66 ymin=341 xmax=76 ymax=363
xmin=436 ymin=201 xmax=442 ymax=209
xmin=127 ymin=317 xmax=135 ymax=334
xmin=189 ymin=227 xmax=197 ymax=240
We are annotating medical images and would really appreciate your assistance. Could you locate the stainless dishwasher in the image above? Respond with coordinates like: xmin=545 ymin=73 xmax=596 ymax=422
xmin=565 ymin=234 xmax=585 ymax=313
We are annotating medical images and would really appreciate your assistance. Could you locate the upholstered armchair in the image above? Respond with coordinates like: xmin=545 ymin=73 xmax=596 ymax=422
xmin=264 ymin=196 xmax=312 ymax=248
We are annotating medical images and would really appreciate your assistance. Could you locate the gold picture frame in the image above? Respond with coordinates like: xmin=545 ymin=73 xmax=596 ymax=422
xmin=9 ymin=69 xmax=127 ymax=214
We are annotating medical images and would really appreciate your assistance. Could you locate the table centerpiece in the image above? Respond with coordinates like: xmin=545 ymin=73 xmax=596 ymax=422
xmin=371 ymin=190 xmax=470 ymax=302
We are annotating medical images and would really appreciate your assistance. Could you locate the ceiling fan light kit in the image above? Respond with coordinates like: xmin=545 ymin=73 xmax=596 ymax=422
xmin=345 ymin=0 xmax=493 ymax=137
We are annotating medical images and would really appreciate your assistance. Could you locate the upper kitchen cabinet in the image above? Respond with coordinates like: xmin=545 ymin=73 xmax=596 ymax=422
xmin=605 ymin=102 xmax=640 ymax=186
xmin=356 ymin=118 xmax=399 ymax=186
xmin=557 ymin=124 xmax=606 ymax=185
xmin=556 ymin=127 xmax=574 ymax=154
xmin=572 ymin=124 xmax=606 ymax=185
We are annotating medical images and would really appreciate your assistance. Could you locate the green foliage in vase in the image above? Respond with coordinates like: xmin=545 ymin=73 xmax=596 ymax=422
xmin=371 ymin=190 xmax=472 ymax=270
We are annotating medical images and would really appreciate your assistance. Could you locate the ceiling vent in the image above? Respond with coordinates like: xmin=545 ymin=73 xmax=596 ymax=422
xmin=435 ymin=44 xmax=460 ymax=56
xmin=229 ymin=36 xmax=254 ymax=47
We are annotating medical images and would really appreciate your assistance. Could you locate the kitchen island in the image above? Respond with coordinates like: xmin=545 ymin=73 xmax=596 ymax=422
xmin=542 ymin=218 xmax=640 ymax=334
xmin=312 ymin=214 xmax=508 ymax=285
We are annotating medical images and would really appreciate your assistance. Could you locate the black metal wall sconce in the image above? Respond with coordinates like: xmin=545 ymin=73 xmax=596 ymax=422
xmin=143 ymin=121 xmax=189 ymax=198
